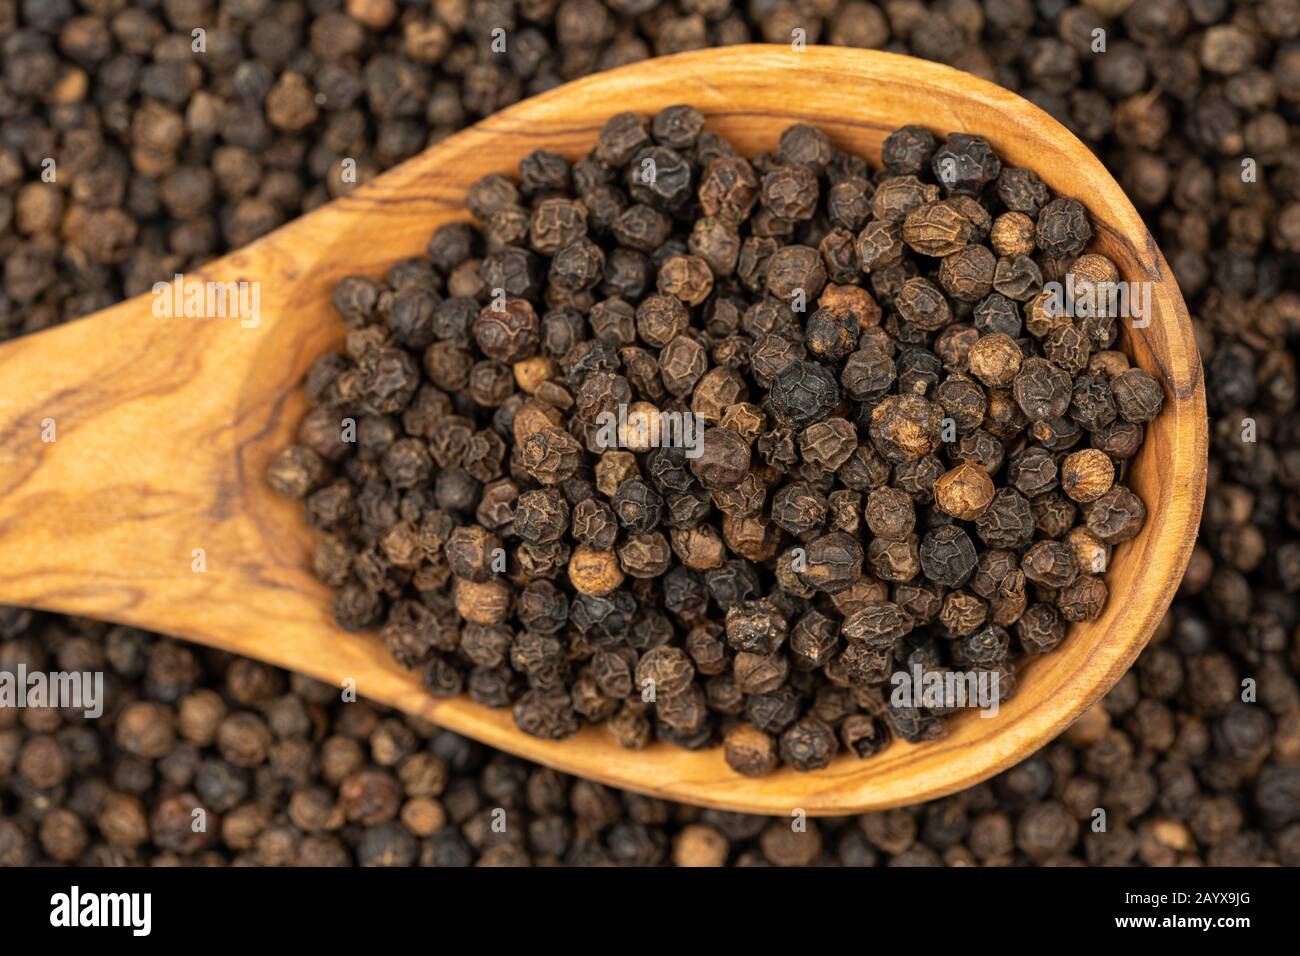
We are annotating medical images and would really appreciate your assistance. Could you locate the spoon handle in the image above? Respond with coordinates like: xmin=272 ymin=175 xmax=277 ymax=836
xmin=0 ymin=144 xmax=461 ymax=625
xmin=0 ymin=264 xmax=297 ymax=625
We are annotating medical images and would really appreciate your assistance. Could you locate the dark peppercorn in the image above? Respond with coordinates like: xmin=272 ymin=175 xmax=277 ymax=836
xmin=932 ymin=133 xmax=1001 ymax=196
xmin=1036 ymin=197 xmax=1093 ymax=258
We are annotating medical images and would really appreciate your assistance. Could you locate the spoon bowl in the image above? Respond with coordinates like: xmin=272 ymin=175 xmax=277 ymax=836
xmin=0 ymin=46 xmax=1205 ymax=815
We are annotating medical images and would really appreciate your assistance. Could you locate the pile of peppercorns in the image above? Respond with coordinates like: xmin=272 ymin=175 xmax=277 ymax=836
xmin=3 ymin=0 xmax=1300 ymax=865
xmin=2 ymin=614 xmax=1295 ymax=866
xmin=268 ymin=111 xmax=1163 ymax=774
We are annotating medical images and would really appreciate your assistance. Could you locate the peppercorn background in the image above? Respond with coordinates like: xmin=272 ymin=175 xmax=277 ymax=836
xmin=1 ymin=0 xmax=1299 ymax=866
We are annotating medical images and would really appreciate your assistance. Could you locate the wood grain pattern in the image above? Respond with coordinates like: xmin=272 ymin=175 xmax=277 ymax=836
xmin=0 ymin=46 xmax=1206 ymax=814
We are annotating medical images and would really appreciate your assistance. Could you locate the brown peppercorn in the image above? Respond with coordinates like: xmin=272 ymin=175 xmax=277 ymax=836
xmin=856 ymin=219 xmax=906 ymax=271
xmin=673 ymin=824 xmax=729 ymax=867
xmin=512 ymin=403 xmax=564 ymax=447
xmin=17 ymin=735 xmax=67 ymax=790
xmin=474 ymin=298 xmax=540 ymax=364
xmin=939 ymin=590 xmax=989 ymax=636
xmin=530 ymin=198 xmax=588 ymax=255
xmin=618 ymin=532 xmax=672 ymax=578
xmin=689 ymin=426 xmax=751 ymax=488
xmin=453 ymin=578 xmax=512 ymax=624
xmin=1091 ymin=419 xmax=1144 ymax=459
xmin=347 ymin=0 xmax=398 ymax=29
xmin=1069 ymin=251 xmax=1120 ymax=290
xmin=513 ymin=356 xmax=555 ymax=394
xmin=400 ymin=797 xmax=447 ymax=837
xmin=1021 ymin=540 xmax=1079 ymax=589
xmin=766 ymin=244 xmax=827 ymax=305
xmin=873 ymin=175 xmax=941 ymax=222
xmin=934 ymin=461 xmax=996 ymax=519
xmin=339 ymin=767 xmax=401 ymax=825
xmin=39 ymin=809 xmax=87 ymax=863
xmin=990 ymin=211 xmax=1036 ymax=257
xmin=902 ymin=200 xmax=974 ymax=257
xmin=595 ymin=451 xmax=639 ymax=496
xmin=1013 ymin=357 xmax=1073 ymax=421
xmin=290 ymin=788 xmax=342 ymax=833
xmin=867 ymin=534 xmax=921 ymax=584
xmin=864 ymin=486 xmax=917 ymax=540
xmin=658 ymin=255 xmax=714 ymax=306
xmin=718 ymin=403 xmax=766 ymax=443
xmin=97 ymin=793 xmax=150 ymax=848
xmin=659 ymin=335 xmax=709 ymax=396
xmin=1085 ymin=486 xmax=1147 ymax=544
xmin=265 ymin=73 xmax=319 ymax=133
xmin=177 ymin=689 xmax=227 ymax=746
xmin=1061 ymin=448 xmax=1116 ymax=503
xmin=1037 ymin=197 xmax=1092 ymax=259
xmin=761 ymin=163 xmax=820 ymax=221
xmin=1111 ymin=368 xmax=1165 ymax=423
xmin=607 ymin=706 xmax=652 ymax=749
xmin=780 ymin=716 xmax=837 ymax=771
xmin=698 ymin=155 xmax=760 ymax=224
xmin=636 ymin=293 xmax=689 ymax=347
xmin=733 ymin=651 xmax=788 ymax=695
xmin=216 ymin=712 xmax=274 ymax=768
xmin=799 ymin=417 xmax=858 ymax=471
xmin=819 ymin=283 xmax=882 ymax=331
xmin=1059 ymin=575 xmax=1109 ymax=622
xmin=801 ymin=532 xmax=866 ymax=594
xmin=568 ymin=546 xmax=625 ymax=597
xmin=1090 ymin=350 xmax=1130 ymax=378
xmin=692 ymin=370 xmax=747 ymax=423
xmin=1067 ymin=526 xmax=1110 ymax=576
xmin=670 ymin=526 xmax=727 ymax=570
xmin=572 ymin=499 xmax=619 ymax=551
xmin=1017 ymin=603 xmax=1066 ymax=655
xmin=116 ymin=702 xmax=175 ymax=759
xmin=869 ymin=395 xmax=943 ymax=462
xmin=939 ymin=244 xmax=996 ymax=302
xmin=444 ymin=525 xmax=503 ymax=581
xmin=223 ymin=804 xmax=271 ymax=854
xmin=723 ymin=723 xmax=778 ymax=777
xmin=760 ymin=819 xmax=822 ymax=866
xmin=266 ymin=445 xmax=328 ymax=500
xmin=14 ymin=183 xmax=63 ymax=236
xmin=690 ymin=217 xmax=741 ymax=276
xmin=520 ymin=427 xmax=581 ymax=484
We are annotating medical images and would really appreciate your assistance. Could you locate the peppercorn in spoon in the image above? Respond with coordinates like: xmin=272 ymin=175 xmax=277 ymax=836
xmin=0 ymin=46 xmax=1205 ymax=815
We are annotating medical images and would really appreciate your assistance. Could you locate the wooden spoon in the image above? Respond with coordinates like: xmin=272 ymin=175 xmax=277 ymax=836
xmin=0 ymin=46 xmax=1205 ymax=815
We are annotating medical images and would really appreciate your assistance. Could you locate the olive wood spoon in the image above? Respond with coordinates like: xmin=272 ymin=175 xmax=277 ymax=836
xmin=0 ymin=46 xmax=1206 ymax=815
